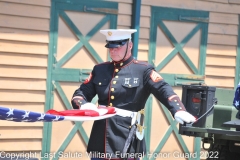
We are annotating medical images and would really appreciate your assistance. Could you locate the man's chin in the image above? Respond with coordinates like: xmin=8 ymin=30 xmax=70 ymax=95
xmin=111 ymin=57 xmax=122 ymax=62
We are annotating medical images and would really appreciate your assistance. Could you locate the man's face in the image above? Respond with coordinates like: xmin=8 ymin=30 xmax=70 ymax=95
xmin=109 ymin=41 xmax=132 ymax=62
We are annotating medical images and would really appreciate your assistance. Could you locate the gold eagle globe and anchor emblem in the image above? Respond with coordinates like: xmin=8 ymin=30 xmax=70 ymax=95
xmin=107 ymin=31 xmax=112 ymax=36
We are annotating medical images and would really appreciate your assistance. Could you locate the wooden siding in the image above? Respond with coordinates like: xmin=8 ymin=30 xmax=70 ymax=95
xmin=141 ymin=0 xmax=239 ymax=89
xmin=0 ymin=0 xmax=50 ymax=151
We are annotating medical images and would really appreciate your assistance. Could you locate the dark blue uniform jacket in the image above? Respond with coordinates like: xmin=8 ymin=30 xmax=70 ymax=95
xmin=72 ymin=56 xmax=185 ymax=158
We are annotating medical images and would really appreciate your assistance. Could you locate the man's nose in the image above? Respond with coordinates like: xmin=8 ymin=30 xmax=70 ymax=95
xmin=110 ymin=48 xmax=117 ymax=51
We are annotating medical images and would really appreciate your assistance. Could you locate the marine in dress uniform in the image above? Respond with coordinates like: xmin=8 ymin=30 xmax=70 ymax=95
xmin=71 ymin=29 xmax=196 ymax=159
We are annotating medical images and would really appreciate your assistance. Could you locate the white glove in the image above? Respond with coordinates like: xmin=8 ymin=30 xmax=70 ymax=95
xmin=80 ymin=103 xmax=98 ymax=111
xmin=80 ymin=103 xmax=108 ymax=115
xmin=174 ymin=111 xmax=196 ymax=124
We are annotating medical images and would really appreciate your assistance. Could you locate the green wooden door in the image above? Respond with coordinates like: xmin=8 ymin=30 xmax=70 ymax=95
xmin=145 ymin=7 xmax=209 ymax=160
xmin=42 ymin=0 xmax=118 ymax=159
xmin=149 ymin=7 xmax=209 ymax=85
xmin=235 ymin=15 xmax=240 ymax=88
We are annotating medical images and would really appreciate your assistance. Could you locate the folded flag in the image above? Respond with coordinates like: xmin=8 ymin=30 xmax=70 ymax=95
xmin=0 ymin=106 xmax=116 ymax=122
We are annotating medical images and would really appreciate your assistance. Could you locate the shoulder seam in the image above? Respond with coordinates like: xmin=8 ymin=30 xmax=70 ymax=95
xmin=96 ymin=61 xmax=112 ymax=66
xmin=133 ymin=60 xmax=148 ymax=66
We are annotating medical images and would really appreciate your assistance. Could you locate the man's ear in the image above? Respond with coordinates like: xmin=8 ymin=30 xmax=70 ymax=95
xmin=129 ymin=41 xmax=133 ymax=49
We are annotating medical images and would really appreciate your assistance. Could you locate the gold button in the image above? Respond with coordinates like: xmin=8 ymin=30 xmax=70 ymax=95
xmin=115 ymin=76 xmax=119 ymax=78
xmin=111 ymin=96 xmax=114 ymax=99
xmin=111 ymin=88 xmax=114 ymax=92
xmin=113 ymin=81 xmax=116 ymax=84
xmin=120 ymin=62 xmax=123 ymax=66
xmin=179 ymin=107 xmax=182 ymax=109
xmin=109 ymin=103 xmax=112 ymax=106
xmin=174 ymin=100 xmax=177 ymax=102
xmin=176 ymin=103 xmax=179 ymax=105
xmin=99 ymin=82 xmax=101 ymax=85
xmin=115 ymin=69 xmax=119 ymax=72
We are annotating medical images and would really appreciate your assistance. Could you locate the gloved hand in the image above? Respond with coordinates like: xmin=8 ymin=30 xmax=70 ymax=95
xmin=80 ymin=103 xmax=98 ymax=111
xmin=174 ymin=111 xmax=196 ymax=124
xmin=81 ymin=103 xmax=109 ymax=115
xmin=71 ymin=96 xmax=86 ymax=109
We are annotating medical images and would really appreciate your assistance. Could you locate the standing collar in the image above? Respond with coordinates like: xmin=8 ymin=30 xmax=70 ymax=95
xmin=113 ymin=56 xmax=133 ymax=68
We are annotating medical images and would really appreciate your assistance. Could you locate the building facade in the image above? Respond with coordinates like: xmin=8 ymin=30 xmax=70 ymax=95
xmin=0 ymin=0 xmax=239 ymax=160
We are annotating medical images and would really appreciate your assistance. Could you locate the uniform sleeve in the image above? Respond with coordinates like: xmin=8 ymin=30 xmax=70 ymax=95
xmin=143 ymin=65 xmax=186 ymax=116
xmin=72 ymin=66 xmax=97 ymax=104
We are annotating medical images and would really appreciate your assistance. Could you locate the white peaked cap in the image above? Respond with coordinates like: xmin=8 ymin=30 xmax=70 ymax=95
xmin=100 ymin=29 xmax=137 ymax=41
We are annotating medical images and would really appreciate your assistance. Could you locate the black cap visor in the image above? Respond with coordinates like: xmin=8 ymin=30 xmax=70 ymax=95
xmin=105 ymin=39 xmax=129 ymax=48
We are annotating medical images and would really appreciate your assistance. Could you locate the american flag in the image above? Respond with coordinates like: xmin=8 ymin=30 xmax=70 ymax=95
xmin=233 ymin=83 xmax=240 ymax=110
xmin=0 ymin=106 xmax=116 ymax=122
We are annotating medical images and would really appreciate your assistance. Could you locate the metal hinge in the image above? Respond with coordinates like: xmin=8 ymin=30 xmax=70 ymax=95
xmin=84 ymin=6 xmax=118 ymax=14
xmin=174 ymin=75 xmax=205 ymax=86
xmin=175 ymin=75 xmax=205 ymax=80
xmin=179 ymin=15 xmax=209 ymax=23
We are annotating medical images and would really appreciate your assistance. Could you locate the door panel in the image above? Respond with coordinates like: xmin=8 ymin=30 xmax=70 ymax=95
xmin=43 ymin=1 xmax=118 ymax=160
xmin=149 ymin=7 xmax=208 ymax=86
xmin=145 ymin=7 xmax=209 ymax=160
